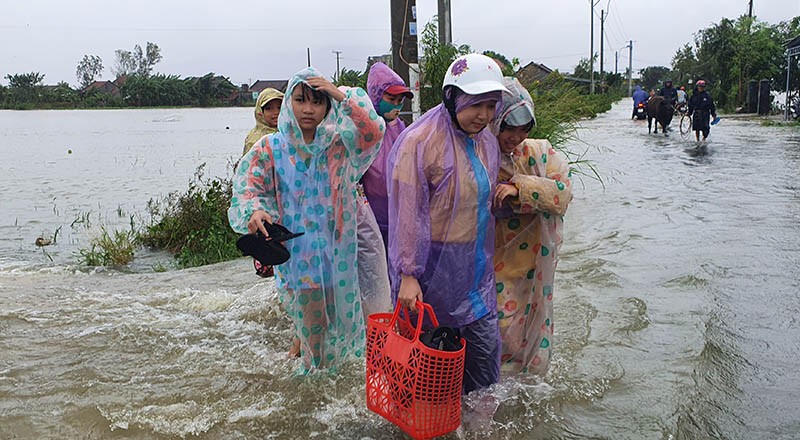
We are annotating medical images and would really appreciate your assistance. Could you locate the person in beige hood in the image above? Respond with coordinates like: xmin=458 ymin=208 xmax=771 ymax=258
xmin=243 ymin=88 xmax=284 ymax=155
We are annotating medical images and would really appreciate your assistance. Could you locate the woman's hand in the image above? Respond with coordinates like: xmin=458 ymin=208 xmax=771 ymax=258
xmin=247 ymin=210 xmax=273 ymax=236
xmin=398 ymin=274 xmax=423 ymax=311
xmin=305 ymin=77 xmax=346 ymax=102
xmin=493 ymin=183 xmax=519 ymax=209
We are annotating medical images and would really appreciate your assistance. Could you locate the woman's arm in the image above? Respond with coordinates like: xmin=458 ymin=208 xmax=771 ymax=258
xmin=510 ymin=140 xmax=573 ymax=216
xmin=228 ymin=136 xmax=281 ymax=234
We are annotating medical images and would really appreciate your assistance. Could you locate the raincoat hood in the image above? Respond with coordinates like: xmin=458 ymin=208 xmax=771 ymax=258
xmin=491 ymin=77 xmax=535 ymax=134
xmin=244 ymin=88 xmax=284 ymax=153
xmin=277 ymin=67 xmax=339 ymax=156
xmin=366 ymin=62 xmax=409 ymax=112
xmin=635 ymin=85 xmax=643 ymax=92
xmin=255 ymin=88 xmax=284 ymax=124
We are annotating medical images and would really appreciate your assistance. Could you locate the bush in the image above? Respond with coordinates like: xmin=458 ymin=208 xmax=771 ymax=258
xmin=77 ymin=226 xmax=136 ymax=266
xmin=139 ymin=164 xmax=241 ymax=268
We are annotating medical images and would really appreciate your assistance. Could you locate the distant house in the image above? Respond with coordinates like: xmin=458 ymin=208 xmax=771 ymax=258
xmin=515 ymin=62 xmax=554 ymax=88
xmin=250 ymin=80 xmax=288 ymax=94
xmin=83 ymin=80 xmax=121 ymax=98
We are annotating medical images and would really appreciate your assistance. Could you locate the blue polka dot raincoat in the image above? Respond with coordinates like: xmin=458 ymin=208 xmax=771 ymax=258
xmin=229 ymin=67 xmax=385 ymax=371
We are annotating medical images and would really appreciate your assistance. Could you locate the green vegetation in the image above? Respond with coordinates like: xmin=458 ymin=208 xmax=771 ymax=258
xmin=77 ymin=226 xmax=136 ymax=267
xmin=639 ymin=15 xmax=800 ymax=112
xmin=138 ymin=165 xmax=241 ymax=268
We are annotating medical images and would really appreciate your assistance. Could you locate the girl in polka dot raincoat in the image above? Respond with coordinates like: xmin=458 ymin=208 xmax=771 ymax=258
xmin=228 ymin=67 xmax=385 ymax=372
xmin=491 ymin=77 xmax=572 ymax=376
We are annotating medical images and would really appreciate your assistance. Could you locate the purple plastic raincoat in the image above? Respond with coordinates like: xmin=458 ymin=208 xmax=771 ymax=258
xmin=387 ymin=104 xmax=500 ymax=328
xmin=362 ymin=62 xmax=408 ymax=244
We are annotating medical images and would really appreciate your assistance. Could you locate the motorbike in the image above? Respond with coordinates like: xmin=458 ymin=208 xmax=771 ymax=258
xmin=634 ymin=102 xmax=647 ymax=120
xmin=675 ymin=102 xmax=688 ymax=115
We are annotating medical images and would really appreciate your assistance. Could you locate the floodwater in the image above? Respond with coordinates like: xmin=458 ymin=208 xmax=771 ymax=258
xmin=1 ymin=103 xmax=799 ymax=439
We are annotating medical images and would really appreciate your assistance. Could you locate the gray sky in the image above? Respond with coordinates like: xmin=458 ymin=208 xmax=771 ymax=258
xmin=1 ymin=0 xmax=798 ymax=87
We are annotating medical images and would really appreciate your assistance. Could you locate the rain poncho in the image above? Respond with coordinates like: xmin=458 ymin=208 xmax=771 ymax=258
xmin=243 ymin=88 xmax=284 ymax=155
xmin=632 ymin=85 xmax=648 ymax=107
xmin=356 ymin=195 xmax=392 ymax=319
xmin=362 ymin=62 xmax=408 ymax=245
xmin=388 ymin=103 xmax=500 ymax=328
xmin=491 ymin=78 xmax=573 ymax=375
xmin=229 ymin=68 xmax=385 ymax=371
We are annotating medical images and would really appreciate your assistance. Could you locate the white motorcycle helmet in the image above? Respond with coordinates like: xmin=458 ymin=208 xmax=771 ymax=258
xmin=442 ymin=53 xmax=509 ymax=95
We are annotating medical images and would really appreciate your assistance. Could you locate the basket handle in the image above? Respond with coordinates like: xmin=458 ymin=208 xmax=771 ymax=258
xmin=389 ymin=300 xmax=440 ymax=342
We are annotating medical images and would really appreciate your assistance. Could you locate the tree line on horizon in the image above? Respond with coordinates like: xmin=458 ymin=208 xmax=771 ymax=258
xmin=636 ymin=15 xmax=800 ymax=112
xmin=0 ymin=42 xmax=237 ymax=109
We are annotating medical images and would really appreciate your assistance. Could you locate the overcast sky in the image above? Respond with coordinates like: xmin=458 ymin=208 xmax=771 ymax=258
xmin=1 ymin=0 xmax=798 ymax=87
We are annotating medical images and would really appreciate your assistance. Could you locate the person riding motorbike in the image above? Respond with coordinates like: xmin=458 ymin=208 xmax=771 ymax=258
xmin=632 ymin=85 xmax=649 ymax=120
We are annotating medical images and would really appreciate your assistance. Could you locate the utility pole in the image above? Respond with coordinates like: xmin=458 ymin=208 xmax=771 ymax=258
xmin=600 ymin=9 xmax=605 ymax=91
xmin=589 ymin=0 xmax=599 ymax=94
xmin=391 ymin=0 xmax=419 ymax=120
xmin=615 ymin=50 xmax=619 ymax=75
xmin=748 ymin=0 xmax=753 ymax=18
xmin=332 ymin=50 xmax=342 ymax=83
xmin=307 ymin=48 xmax=311 ymax=67
xmin=438 ymin=0 xmax=452 ymax=45
xmin=628 ymin=40 xmax=633 ymax=97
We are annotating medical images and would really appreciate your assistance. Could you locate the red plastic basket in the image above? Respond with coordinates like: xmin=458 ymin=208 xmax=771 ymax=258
xmin=366 ymin=301 xmax=466 ymax=440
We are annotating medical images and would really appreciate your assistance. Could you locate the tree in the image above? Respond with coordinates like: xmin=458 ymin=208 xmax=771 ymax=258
xmin=638 ymin=66 xmax=672 ymax=91
xmin=134 ymin=42 xmax=162 ymax=77
xmin=113 ymin=42 xmax=162 ymax=78
xmin=76 ymin=54 xmax=104 ymax=89
xmin=419 ymin=18 xmax=471 ymax=111
xmin=671 ymin=43 xmax=697 ymax=84
xmin=572 ymin=56 xmax=596 ymax=79
xmin=482 ymin=50 xmax=519 ymax=76
xmin=5 ymin=72 xmax=45 ymax=104
xmin=334 ymin=68 xmax=366 ymax=89
xmin=112 ymin=50 xmax=137 ymax=77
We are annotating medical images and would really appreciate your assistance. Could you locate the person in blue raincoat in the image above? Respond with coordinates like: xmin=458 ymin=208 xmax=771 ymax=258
xmin=388 ymin=53 xmax=508 ymax=394
xmin=229 ymin=67 xmax=385 ymax=372
xmin=632 ymin=85 xmax=648 ymax=119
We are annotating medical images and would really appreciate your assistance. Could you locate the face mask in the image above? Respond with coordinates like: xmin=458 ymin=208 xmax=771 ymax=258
xmin=378 ymin=99 xmax=403 ymax=118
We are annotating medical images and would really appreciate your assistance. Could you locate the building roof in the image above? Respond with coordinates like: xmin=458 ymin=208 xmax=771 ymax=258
xmin=250 ymin=80 xmax=288 ymax=93
xmin=515 ymin=61 xmax=554 ymax=88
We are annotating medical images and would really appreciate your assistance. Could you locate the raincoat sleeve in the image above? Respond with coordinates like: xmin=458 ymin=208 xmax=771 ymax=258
xmin=510 ymin=140 xmax=572 ymax=216
xmin=337 ymin=87 xmax=386 ymax=177
xmin=228 ymin=137 xmax=281 ymax=234
xmin=388 ymin=132 xmax=430 ymax=278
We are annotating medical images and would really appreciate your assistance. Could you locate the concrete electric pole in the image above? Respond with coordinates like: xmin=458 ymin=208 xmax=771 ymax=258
xmin=438 ymin=0 xmax=452 ymax=45
xmin=390 ymin=0 xmax=419 ymax=120
xmin=332 ymin=50 xmax=342 ymax=83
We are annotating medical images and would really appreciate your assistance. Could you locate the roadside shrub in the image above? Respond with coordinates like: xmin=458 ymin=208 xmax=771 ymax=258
xmin=139 ymin=164 xmax=240 ymax=268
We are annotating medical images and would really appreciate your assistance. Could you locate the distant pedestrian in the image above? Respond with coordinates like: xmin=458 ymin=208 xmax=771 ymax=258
xmin=688 ymin=80 xmax=717 ymax=141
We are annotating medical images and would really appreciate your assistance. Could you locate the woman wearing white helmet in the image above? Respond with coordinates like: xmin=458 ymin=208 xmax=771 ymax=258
xmin=387 ymin=53 xmax=508 ymax=393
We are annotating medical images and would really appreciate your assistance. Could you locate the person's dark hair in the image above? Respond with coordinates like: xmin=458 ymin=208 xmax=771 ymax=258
xmin=295 ymin=82 xmax=332 ymax=115
xmin=500 ymin=119 xmax=535 ymax=133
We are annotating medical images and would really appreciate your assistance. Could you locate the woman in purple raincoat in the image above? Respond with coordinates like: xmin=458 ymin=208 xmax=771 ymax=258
xmin=387 ymin=54 xmax=508 ymax=394
xmin=362 ymin=62 xmax=414 ymax=248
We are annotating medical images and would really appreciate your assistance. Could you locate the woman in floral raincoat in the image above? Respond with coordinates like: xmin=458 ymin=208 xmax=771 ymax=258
xmin=491 ymin=77 xmax=572 ymax=376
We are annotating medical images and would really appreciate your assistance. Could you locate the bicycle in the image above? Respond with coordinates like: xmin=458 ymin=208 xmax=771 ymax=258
xmin=679 ymin=112 xmax=693 ymax=141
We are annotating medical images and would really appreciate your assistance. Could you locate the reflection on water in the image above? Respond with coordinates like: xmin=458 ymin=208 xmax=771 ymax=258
xmin=1 ymin=105 xmax=799 ymax=439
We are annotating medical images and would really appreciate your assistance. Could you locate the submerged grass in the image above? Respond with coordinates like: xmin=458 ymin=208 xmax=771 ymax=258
xmin=77 ymin=226 xmax=136 ymax=266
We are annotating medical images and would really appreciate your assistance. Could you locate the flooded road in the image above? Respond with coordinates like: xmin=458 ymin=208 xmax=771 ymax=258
xmin=1 ymin=103 xmax=799 ymax=439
